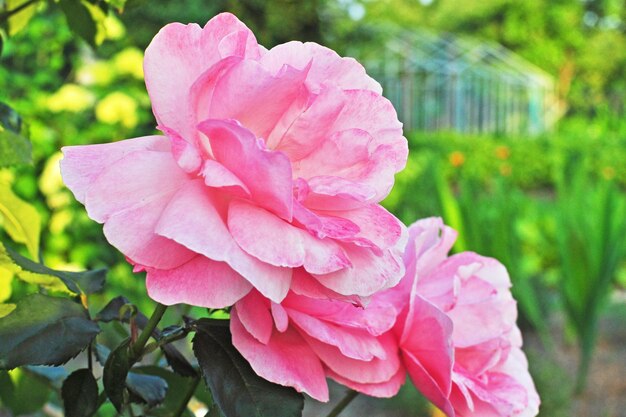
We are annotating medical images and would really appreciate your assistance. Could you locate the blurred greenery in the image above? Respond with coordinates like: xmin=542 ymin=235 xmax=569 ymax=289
xmin=0 ymin=0 xmax=625 ymax=416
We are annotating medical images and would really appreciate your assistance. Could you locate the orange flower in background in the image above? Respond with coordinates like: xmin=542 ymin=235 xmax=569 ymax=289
xmin=449 ymin=151 xmax=465 ymax=167
xmin=495 ymin=145 xmax=510 ymax=160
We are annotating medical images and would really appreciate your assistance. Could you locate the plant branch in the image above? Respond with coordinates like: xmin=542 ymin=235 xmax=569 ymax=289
xmin=130 ymin=303 xmax=168 ymax=359
xmin=0 ymin=0 xmax=40 ymax=22
xmin=325 ymin=390 xmax=358 ymax=417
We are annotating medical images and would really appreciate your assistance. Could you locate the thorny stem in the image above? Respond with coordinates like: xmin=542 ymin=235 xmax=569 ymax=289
xmin=325 ymin=390 xmax=359 ymax=417
xmin=130 ymin=303 xmax=168 ymax=359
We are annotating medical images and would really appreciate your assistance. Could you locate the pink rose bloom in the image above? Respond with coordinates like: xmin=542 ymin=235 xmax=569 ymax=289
xmin=60 ymin=13 xmax=408 ymax=307
xmin=230 ymin=282 xmax=405 ymax=402
xmin=398 ymin=218 xmax=540 ymax=417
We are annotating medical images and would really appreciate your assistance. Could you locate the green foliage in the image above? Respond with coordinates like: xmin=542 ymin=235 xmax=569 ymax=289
xmin=3 ymin=242 xmax=106 ymax=294
xmin=0 ymin=179 xmax=40 ymax=258
xmin=0 ymin=369 xmax=51 ymax=415
xmin=0 ymin=102 xmax=32 ymax=166
xmin=126 ymin=371 xmax=169 ymax=407
xmin=62 ymin=369 xmax=99 ymax=417
xmin=103 ymin=338 xmax=133 ymax=411
xmin=58 ymin=0 xmax=99 ymax=47
xmin=555 ymin=170 xmax=626 ymax=391
xmin=0 ymin=293 xmax=100 ymax=369
xmin=193 ymin=319 xmax=305 ymax=417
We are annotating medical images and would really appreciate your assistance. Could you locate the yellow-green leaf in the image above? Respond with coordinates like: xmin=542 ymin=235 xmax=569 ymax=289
xmin=0 ymin=180 xmax=40 ymax=259
xmin=0 ymin=303 xmax=15 ymax=318
xmin=0 ymin=267 xmax=12 ymax=303
xmin=5 ymin=0 xmax=39 ymax=36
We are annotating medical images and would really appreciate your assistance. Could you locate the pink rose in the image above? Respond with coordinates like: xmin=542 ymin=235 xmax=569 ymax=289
xmin=230 ymin=285 xmax=405 ymax=402
xmin=60 ymin=13 xmax=408 ymax=307
xmin=398 ymin=218 xmax=540 ymax=417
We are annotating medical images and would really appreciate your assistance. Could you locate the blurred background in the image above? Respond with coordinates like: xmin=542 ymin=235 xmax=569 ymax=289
xmin=0 ymin=0 xmax=625 ymax=416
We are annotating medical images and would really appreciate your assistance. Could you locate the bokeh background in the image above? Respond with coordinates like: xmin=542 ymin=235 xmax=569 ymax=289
xmin=1 ymin=0 xmax=625 ymax=416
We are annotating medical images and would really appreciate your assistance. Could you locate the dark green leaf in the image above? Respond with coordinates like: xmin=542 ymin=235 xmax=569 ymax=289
xmin=62 ymin=369 xmax=98 ymax=417
xmin=58 ymin=0 xmax=97 ymax=47
xmin=95 ymin=296 xmax=133 ymax=322
xmin=126 ymin=372 xmax=168 ymax=407
xmin=0 ymin=102 xmax=22 ymax=134
xmin=131 ymin=366 xmax=196 ymax=417
xmin=193 ymin=320 xmax=304 ymax=417
xmin=0 ymin=369 xmax=50 ymax=414
xmin=5 ymin=244 xmax=106 ymax=294
xmin=0 ymin=293 xmax=100 ymax=370
xmin=161 ymin=340 xmax=196 ymax=378
xmin=103 ymin=338 xmax=132 ymax=412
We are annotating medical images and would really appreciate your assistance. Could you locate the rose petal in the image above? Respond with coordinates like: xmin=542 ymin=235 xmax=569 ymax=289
xmin=198 ymin=119 xmax=293 ymax=220
xmin=145 ymin=255 xmax=252 ymax=308
xmin=231 ymin=309 xmax=329 ymax=401
xmin=144 ymin=14 xmax=260 ymax=141
xmin=60 ymin=135 xmax=170 ymax=204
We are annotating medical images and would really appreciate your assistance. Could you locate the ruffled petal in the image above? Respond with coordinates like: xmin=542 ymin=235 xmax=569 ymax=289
xmin=287 ymin=308 xmax=386 ymax=360
xmin=230 ymin=308 xmax=329 ymax=401
xmin=303 ymin=332 xmax=401 ymax=384
xmin=326 ymin=366 xmax=405 ymax=398
xmin=313 ymin=246 xmax=404 ymax=297
xmin=207 ymin=59 xmax=310 ymax=141
xmin=260 ymin=41 xmax=382 ymax=94
xmin=228 ymin=200 xmax=350 ymax=274
xmin=145 ymin=255 xmax=252 ymax=308
xmin=401 ymin=293 xmax=454 ymax=403
xmin=60 ymin=135 xmax=170 ymax=204
xmin=154 ymin=180 xmax=292 ymax=303
xmin=80 ymin=148 xmax=195 ymax=269
xmin=235 ymin=290 xmax=273 ymax=344
xmin=144 ymin=14 xmax=260 ymax=141
xmin=198 ymin=119 xmax=293 ymax=220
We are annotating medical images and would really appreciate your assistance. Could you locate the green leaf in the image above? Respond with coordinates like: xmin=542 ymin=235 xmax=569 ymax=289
xmin=130 ymin=366 xmax=196 ymax=417
xmin=127 ymin=372 xmax=168 ymax=407
xmin=0 ymin=129 xmax=32 ymax=167
xmin=0 ymin=369 xmax=50 ymax=414
xmin=103 ymin=338 xmax=132 ymax=412
xmin=3 ymin=242 xmax=106 ymax=294
xmin=58 ymin=0 xmax=98 ymax=47
xmin=0 ymin=303 xmax=15 ymax=318
xmin=2 ymin=0 xmax=39 ymax=35
xmin=0 ymin=104 xmax=31 ymax=167
xmin=0 ymin=180 xmax=40 ymax=258
xmin=95 ymin=295 xmax=134 ymax=322
xmin=62 ymin=369 xmax=99 ymax=417
xmin=0 ymin=293 xmax=100 ymax=369
xmin=0 ymin=266 xmax=12 ymax=302
xmin=193 ymin=320 xmax=304 ymax=417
